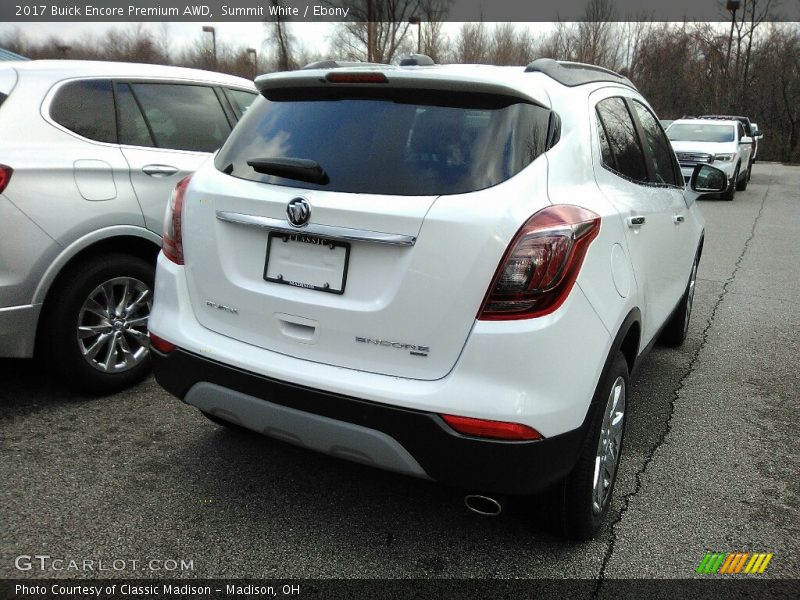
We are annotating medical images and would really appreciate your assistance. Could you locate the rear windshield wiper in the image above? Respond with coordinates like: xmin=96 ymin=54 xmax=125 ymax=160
xmin=246 ymin=157 xmax=329 ymax=185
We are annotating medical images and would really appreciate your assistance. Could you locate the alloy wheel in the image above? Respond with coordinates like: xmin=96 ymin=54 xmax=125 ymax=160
xmin=76 ymin=277 xmax=152 ymax=373
xmin=683 ymin=260 xmax=698 ymax=336
xmin=592 ymin=376 xmax=626 ymax=514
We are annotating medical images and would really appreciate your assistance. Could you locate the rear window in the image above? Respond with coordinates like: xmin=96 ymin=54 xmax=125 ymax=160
xmin=215 ymin=92 xmax=552 ymax=196
xmin=667 ymin=124 xmax=735 ymax=143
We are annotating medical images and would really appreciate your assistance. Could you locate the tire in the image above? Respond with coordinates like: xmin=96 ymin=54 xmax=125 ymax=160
xmin=736 ymin=166 xmax=749 ymax=191
xmin=659 ymin=251 xmax=699 ymax=348
xmin=720 ymin=166 xmax=738 ymax=200
xmin=41 ymin=253 xmax=155 ymax=395
xmin=556 ymin=352 xmax=629 ymax=540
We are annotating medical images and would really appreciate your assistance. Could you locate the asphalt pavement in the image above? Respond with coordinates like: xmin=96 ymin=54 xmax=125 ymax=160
xmin=1 ymin=163 xmax=798 ymax=591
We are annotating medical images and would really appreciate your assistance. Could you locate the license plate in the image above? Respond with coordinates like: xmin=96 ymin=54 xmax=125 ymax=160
xmin=264 ymin=232 xmax=349 ymax=294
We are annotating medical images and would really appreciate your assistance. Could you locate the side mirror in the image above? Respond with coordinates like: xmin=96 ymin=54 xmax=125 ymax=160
xmin=691 ymin=164 xmax=727 ymax=193
xmin=740 ymin=135 xmax=753 ymax=144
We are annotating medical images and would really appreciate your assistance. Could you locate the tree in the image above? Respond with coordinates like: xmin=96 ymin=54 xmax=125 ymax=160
xmin=329 ymin=0 xmax=449 ymax=63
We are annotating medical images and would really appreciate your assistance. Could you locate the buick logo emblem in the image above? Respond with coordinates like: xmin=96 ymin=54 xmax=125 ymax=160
xmin=286 ymin=198 xmax=311 ymax=227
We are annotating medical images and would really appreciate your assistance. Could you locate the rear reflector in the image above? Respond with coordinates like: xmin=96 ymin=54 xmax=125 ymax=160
xmin=441 ymin=414 xmax=543 ymax=441
xmin=326 ymin=72 xmax=388 ymax=84
xmin=0 ymin=164 xmax=13 ymax=194
xmin=149 ymin=333 xmax=176 ymax=354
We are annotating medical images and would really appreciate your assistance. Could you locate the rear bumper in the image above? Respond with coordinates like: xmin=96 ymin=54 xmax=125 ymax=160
xmin=0 ymin=304 xmax=41 ymax=358
xmin=153 ymin=347 xmax=588 ymax=495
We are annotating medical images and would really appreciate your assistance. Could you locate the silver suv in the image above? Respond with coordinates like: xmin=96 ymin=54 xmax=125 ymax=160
xmin=0 ymin=60 xmax=256 ymax=393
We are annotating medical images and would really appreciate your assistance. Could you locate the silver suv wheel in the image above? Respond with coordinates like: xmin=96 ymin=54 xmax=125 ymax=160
xmin=592 ymin=375 xmax=626 ymax=515
xmin=77 ymin=276 xmax=152 ymax=373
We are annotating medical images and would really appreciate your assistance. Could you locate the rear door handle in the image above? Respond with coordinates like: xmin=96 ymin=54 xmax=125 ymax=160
xmin=142 ymin=164 xmax=179 ymax=177
xmin=673 ymin=214 xmax=686 ymax=224
xmin=627 ymin=216 xmax=646 ymax=227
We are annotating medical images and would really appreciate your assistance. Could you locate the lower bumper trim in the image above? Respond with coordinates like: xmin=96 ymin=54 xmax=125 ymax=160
xmin=153 ymin=347 xmax=588 ymax=495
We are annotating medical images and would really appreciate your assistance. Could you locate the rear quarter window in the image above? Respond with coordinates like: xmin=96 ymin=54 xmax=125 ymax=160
xmin=50 ymin=79 xmax=116 ymax=143
xmin=215 ymin=92 xmax=552 ymax=196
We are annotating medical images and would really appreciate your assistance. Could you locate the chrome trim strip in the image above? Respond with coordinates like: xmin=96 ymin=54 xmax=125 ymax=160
xmin=216 ymin=211 xmax=416 ymax=247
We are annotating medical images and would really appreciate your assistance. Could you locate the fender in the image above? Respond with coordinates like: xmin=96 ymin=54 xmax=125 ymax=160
xmin=32 ymin=225 xmax=161 ymax=305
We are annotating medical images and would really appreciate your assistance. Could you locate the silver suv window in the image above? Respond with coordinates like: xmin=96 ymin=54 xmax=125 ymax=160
xmin=215 ymin=92 xmax=552 ymax=196
xmin=50 ymin=79 xmax=116 ymax=143
xmin=127 ymin=83 xmax=232 ymax=152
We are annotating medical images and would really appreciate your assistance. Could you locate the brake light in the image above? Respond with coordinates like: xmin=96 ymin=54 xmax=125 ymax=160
xmin=478 ymin=205 xmax=601 ymax=320
xmin=0 ymin=165 xmax=13 ymax=194
xmin=162 ymin=175 xmax=191 ymax=265
xmin=326 ymin=72 xmax=388 ymax=84
xmin=149 ymin=333 xmax=176 ymax=354
xmin=441 ymin=414 xmax=543 ymax=441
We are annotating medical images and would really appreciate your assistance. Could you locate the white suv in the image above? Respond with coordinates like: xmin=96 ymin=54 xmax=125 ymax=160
xmin=149 ymin=58 xmax=724 ymax=539
xmin=0 ymin=60 xmax=255 ymax=393
xmin=667 ymin=118 xmax=753 ymax=200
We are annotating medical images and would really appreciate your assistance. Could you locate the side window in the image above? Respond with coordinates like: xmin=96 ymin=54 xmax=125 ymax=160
xmin=50 ymin=79 xmax=116 ymax=143
xmin=225 ymin=88 xmax=258 ymax=116
xmin=129 ymin=83 xmax=232 ymax=152
xmin=595 ymin=97 xmax=647 ymax=183
xmin=737 ymin=123 xmax=745 ymax=140
xmin=630 ymin=100 xmax=682 ymax=187
xmin=116 ymin=83 xmax=154 ymax=148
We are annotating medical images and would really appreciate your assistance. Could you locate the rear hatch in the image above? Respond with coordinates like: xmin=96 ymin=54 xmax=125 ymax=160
xmin=181 ymin=66 xmax=553 ymax=380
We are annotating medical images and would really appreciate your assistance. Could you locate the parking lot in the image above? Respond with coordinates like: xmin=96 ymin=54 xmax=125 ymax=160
xmin=1 ymin=163 xmax=798 ymax=584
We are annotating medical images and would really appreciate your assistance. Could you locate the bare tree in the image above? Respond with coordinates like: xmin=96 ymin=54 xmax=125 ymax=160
xmin=450 ymin=22 xmax=490 ymax=63
xmin=330 ymin=0 xmax=448 ymax=63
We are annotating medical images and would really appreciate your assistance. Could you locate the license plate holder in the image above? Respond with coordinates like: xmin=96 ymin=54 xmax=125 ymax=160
xmin=264 ymin=232 xmax=349 ymax=294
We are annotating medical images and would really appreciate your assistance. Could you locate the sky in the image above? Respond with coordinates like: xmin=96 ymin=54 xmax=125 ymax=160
xmin=0 ymin=22 xmax=337 ymax=55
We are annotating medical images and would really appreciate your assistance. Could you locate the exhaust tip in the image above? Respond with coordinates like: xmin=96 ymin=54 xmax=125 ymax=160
xmin=464 ymin=494 xmax=503 ymax=517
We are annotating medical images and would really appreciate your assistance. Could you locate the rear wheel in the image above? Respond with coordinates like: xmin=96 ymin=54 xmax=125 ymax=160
xmin=42 ymin=253 xmax=154 ymax=395
xmin=556 ymin=352 xmax=628 ymax=540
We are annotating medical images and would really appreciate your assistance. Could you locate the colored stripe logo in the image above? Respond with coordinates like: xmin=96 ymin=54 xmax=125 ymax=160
xmin=697 ymin=552 xmax=774 ymax=574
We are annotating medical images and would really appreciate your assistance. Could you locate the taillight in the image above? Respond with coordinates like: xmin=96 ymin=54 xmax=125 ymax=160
xmin=149 ymin=333 xmax=176 ymax=354
xmin=478 ymin=205 xmax=601 ymax=320
xmin=441 ymin=414 xmax=543 ymax=441
xmin=0 ymin=165 xmax=13 ymax=194
xmin=162 ymin=175 xmax=191 ymax=265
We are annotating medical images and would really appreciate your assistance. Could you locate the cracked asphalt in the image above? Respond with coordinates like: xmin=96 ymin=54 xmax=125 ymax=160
xmin=1 ymin=163 xmax=798 ymax=591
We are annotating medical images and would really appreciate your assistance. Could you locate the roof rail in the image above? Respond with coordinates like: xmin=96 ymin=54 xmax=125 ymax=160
xmin=301 ymin=59 xmax=386 ymax=70
xmin=524 ymin=58 xmax=636 ymax=90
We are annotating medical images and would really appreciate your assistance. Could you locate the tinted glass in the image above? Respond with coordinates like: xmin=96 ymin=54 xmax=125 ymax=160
xmin=130 ymin=83 xmax=231 ymax=152
xmin=667 ymin=124 xmax=735 ymax=143
xmin=116 ymin=83 xmax=154 ymax=147
xmin=596 ymin=118 xmax=615 ymax=170
xmin=50 ymin=79 xmax=116 ymax=143
xmin=631 ymin=100 xmax=681 ymax=186
xmin=596 ymin=97 xmax=647 ymax=182
xmin=216 ymin=95 xmax=551 ymax=196
xmin=227 ymin=88 xmax=258 ymax=115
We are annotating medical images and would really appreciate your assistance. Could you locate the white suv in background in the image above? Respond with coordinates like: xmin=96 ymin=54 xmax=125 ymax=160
xmin=667 ymin=118 xmax=753 ymax=200
xmin=149 ymin=58 xmax=725 ymax=539
xmin=0 ymin=60 xmax=256 ymax=393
